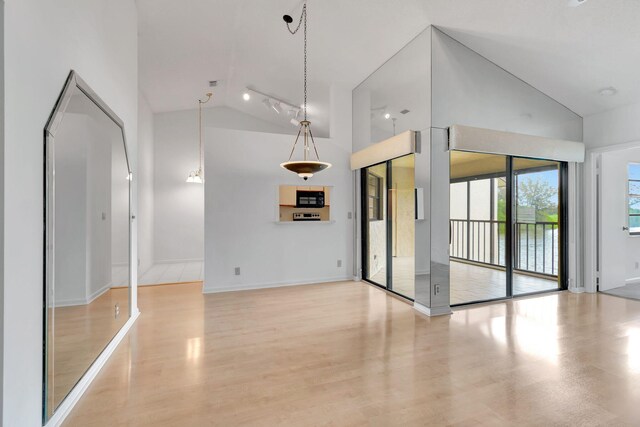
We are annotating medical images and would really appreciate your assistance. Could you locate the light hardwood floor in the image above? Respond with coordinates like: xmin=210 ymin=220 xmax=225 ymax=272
xmin=64 ymin=281 xmax=640 ymax=426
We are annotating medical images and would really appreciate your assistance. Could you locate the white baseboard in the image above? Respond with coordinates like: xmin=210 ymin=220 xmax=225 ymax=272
xmin=153 ymin=258 xmax=204 ymax=264
xmin=569 ymin=286 xmax=585 ymax=293
xmin=87 ymin=283 xmax=112 ymax=303
xmin=626 ymin=277 xmax=640 ymax=285
xmin=413 ymin=302 xmax=452 ymax=317
xmin=53 ymin=282 xmax=112 ymax=308
xmin=203 ymin=276 xmax=353 ymax=294
xmin=45 ymin=309 xmax=140 ymax=427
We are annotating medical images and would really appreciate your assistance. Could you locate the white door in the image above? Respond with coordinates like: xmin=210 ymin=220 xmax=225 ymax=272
xmin=599 ymin=152 xmax=630 ymax=291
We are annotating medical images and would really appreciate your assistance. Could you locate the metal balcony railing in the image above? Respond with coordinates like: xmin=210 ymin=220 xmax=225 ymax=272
xmin=450 ymin=219 xmax=558 ymax=277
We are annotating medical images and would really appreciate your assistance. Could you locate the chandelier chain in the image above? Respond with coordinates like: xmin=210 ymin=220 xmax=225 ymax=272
xmin=286 ymin=3 xmax=308 ymax=121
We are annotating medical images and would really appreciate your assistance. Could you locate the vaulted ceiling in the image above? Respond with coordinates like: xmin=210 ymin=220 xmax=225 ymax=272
xmin=137 ymin=0 xmax=640 ymax=136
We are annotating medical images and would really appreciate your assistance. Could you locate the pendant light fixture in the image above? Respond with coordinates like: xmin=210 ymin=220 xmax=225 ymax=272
xmin=186 ymin=92 xmax=212 ymax=183
xmin=280 ymin=2 xmax=331 ymax=180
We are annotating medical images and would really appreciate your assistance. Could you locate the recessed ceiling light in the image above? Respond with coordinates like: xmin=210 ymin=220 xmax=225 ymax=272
xmin=567 ymin=0 xmax=588 ymax=7
xmin=599 ymin=87 xmax=617 ymax=96
xmin=384 ymin=113 xmax=391 ymax=119
xmin=242 ymin=92 xmax=251 ymax=101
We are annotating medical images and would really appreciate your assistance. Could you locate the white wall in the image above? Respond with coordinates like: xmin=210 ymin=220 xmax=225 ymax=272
xmin=152 ymin=106 xmax=297 ymax=264
xmin=3 ymin=0 xmax=138 ymax=424
xmin=203 ymin=87 xmax=353 ymax=292
xmin=138 ymin=94 xmax=155 ymax=275
xmin=584 ymin=101 xmax=640 ymax=148
xmin=203 ymin=128 xmax=353 ymax=292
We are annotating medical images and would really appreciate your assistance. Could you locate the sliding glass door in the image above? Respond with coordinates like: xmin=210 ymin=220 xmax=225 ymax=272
xmin=362 ymin=155 xmax=415 ymax=299
xmin=364 ymin=162 xmax=388 ymax=288
xmin=513 ymin=158 xmax=563 ymax=295
xmin=449 ymin=151 xmax=566 ymax=305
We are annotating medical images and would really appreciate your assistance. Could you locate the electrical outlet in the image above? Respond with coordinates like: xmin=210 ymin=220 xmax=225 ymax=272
xmin=434 ymin=284 xmax=440 ymax=295
xmin=235 ymin=267 xmax=241 ymax=276
xmin=347 ymin=212 xmax=352 ymax=219
xmin=114 ymin=303 xmax=120 ymax=319
xmin=337 ymin=260 xmax=342 ymax=268
xmin=102 ymin=212 xmax=106 ymax=220
xmin=636 ymin=262 xmax=639 ymax=270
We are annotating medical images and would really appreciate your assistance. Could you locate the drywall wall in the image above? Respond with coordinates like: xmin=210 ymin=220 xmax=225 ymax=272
xmin=203 ymin=127 xmax=353 ymax=292
xmin=138 ymin=94 xmax=155 ymax=275
xmin=153 ymin=106 xmax=300 ymax=264
xmin=55 ymin=114 xmax=89 ymax=305
xmin=584 ymin=101 xmax=640 ymax=148
xmin=431 ymin=28 xmax=583 ymax=141
xmin=3 ymin=0 xmax=138 ymax=424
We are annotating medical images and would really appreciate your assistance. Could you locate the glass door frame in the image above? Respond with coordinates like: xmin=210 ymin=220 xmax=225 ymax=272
xmin=449 ymin=152 xmax=569 ymax=307
xmin=361 ymin=156 xmax=415 ymax=301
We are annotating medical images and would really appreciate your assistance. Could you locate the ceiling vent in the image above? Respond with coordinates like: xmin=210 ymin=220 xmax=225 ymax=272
xmin=400 ymin=109 xmax=410 ymax=115
xmin=567 ymin=0 xmax=588 ymax=7
xmin=208 ymin=80 xmax=220 ymax=87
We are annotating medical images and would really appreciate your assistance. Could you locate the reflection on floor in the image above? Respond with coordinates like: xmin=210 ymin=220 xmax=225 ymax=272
xmin=370 ymin=258 xmax=557 ymax=304
xmin=451 ymin=261 xmax=558 ymax=305
xmin=50 ymin=287 xmax=129 ymax=411
xmin=66 ymin=281 xmax=640 ymax=425
xmin=370 ymin=256 xmax=415 ymax=299
xmin=451 ymin=260 xmax=558 ymax=305
xmin=138 ymin=261 xmax=204 ymax=285
xmin=602 ymin=283 xmax=640 ymax=301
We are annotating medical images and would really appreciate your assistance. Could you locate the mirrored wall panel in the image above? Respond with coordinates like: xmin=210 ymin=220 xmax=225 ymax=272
xmin=44 ymin=72 xmax=131 ymax=422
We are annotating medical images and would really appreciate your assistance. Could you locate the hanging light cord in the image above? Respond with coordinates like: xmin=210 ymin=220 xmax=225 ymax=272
xmin=198 ymin=93 xmax=212 ymax=171
xmin=286 ymin=3 xmax=307 ymax=121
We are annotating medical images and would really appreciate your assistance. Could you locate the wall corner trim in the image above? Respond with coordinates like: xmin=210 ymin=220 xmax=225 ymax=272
xmin=44 ymin=311 xmax=140 ymax=427
xmin=413 ymin=302 xmax=452 ymax=317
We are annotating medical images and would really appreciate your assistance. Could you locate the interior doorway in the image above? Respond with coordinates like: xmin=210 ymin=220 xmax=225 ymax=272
xmin=449 ymin=151 xmax=567 ymax=305
xmin=362 ymin=154 xmax=416 ymax=300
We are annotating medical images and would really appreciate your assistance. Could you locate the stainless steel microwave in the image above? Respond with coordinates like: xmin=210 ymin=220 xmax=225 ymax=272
xmin=296 ymin=190 xmax=325 ymax=208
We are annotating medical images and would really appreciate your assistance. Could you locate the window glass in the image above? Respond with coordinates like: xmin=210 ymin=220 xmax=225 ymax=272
xmin=628 ymin=164 xmax=640 ymax=234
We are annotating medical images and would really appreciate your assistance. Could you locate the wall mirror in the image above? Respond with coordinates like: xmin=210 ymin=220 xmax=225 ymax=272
xmin=43 ymin=71 xmax=132 ymax=422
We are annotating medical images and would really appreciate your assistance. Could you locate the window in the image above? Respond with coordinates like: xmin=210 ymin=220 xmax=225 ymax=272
xmin=368 ymin=172 xmax=383 ymax=221
xmin=628 ymin=163 xmax=640 ymax=234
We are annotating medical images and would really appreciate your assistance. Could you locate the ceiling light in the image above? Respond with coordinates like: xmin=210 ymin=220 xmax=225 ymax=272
xmin=242 ymin=92 xmax=251 ymax=101
xmin=281 ymin=2 xmax=331 ymax=180
xmin=186 ymin=92 xmax=211 ymax=183
xmin=384 ymin=113 xmax=391 ymax=119
xmin=290 ymin=118 xmax=300 ymax=127
xmin=567 ymin=0 xmax=588 ymax=6
xmin=272 ymin=101 xmax=283 ymax=114
xmin=599 ymin=87 xmax=617 ymax=96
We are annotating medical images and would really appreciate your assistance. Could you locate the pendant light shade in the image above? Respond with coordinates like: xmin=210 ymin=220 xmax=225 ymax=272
xmin=281 ymin=3 xmax=331 ymax=179
xmin=280 ymin=161 xmax=331 ymax=180
xmin=279 ymin=120 xmax=331 ymax=180
xmin=187 ymin=93 xmax=211 ymax=183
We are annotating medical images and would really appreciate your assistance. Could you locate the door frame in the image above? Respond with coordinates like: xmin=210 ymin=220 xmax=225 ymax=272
xmin=585 ymin=140 xmax=640 ymax=293
xmin=449 ymin=151 xmax=569 ymax=306
xmin=360 ymin=155 xmax=415 ymax=301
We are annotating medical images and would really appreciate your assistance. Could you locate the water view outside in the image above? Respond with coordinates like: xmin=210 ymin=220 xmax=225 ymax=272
xmin=450 ymin=160 xmax=560 ymax=278
xmin=629 ymin=163 xmax=640 ymax=232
